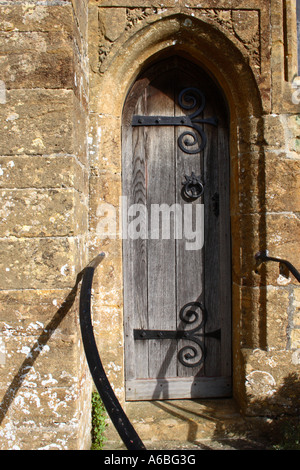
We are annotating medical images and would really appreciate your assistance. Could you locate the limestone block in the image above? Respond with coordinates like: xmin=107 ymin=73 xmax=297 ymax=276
xmin=91 ymin=254 xmax=123 ymax=305
xmin=73 ymin=46 xmax=89 ymax=108
xmin=265 ymin=153 xmax=300 ymax=212
xmin=89 ymin=115 xmax=121 ymax=172
xmin=263 ymin=115 xmax=285 ymax=148
xmin=291 ymin=329 xmax=300 ymax=349
xmin=89 ymin=171 xmax=122 ymax=239
xmin=0 ymin=237 xmax=81 ymax=289
xmin=239 ymin=286 xmax=289 ymax=350
xmin=73 ymin=95 xmax=88 ymax=165
xmin=0 ymin=31 xmax=73 ymax=89
xmin=0 ymin=90 xmax=74 ymax=155
xmin=0 ymin=422 xmax=80 ymax=450
xmin=0 ymin=334 xmax=80 ymax=391
xmin=0 ymin=380 xmax=88 ymax=449
xmin=0 ymin=287 xmax=80 ymax=333
xmin=239 ymin=152 xmax=300 ymax=214
xmin=0 ymin=5 xmax=73 ymax=33
xmin=293 ymin=288 xmax=300 ymax=326
xmin=72 ymin=0 xmax=88 ymax=41
xmin=0 ymin=155 xmax=87 ymax=193
xmin=0 ymin=189 xmax=87 ymax=238
xmin=99 ymin=7 xmax=127 ymax=42
xmin=241 ymin=348 xmax=300 ymax=416
xmin=287 ymin=114 xmax=300 ymax=152
xmin=238 ymin=152 xmax=263 ymax=214
xmin=92 ymin=300 xmax=124 ymax=399
xmin=238 ymin=116 xmax=263 ymax=151
xmin=231 ymin=10 xmax=259 ymax=46
xmin=87 ymin=5 xmax=99 ymax=74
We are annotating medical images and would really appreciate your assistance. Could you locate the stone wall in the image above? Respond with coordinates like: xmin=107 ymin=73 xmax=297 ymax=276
xmin=0 ymin=0 xmax=91 ymax=450
xmin=0 ymin=0 xmax=299 ymax=450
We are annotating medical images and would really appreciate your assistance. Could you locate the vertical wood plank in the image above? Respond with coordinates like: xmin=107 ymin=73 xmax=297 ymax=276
xmin=203 ymin=89 xmax=221 ymax=377
xmin=218 ymin=115 xmax=232 ymax=377
xmin=146 ymin=78 xmax=177 ymax=381
xmin=175 ymin=73 xmax=205 ymax=378
xmin=123 ymin=91 xmax=148 ymax=380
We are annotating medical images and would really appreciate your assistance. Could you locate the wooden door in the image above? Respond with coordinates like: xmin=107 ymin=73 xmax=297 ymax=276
xmin=122 ymin=57 xmax=231 ymax=400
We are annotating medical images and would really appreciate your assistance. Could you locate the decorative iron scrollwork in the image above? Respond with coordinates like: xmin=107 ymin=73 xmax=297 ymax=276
xmin=182 ymin=172 xmax=204 ymax=200
xmin=177 ymin=302 xmax=206 ymax=368
xmin=134 ymin=302 xmax=221 ymax=369
xmin=177 ymin=88 xmax=218 ymax=154
xmin=132 ymin=87 xmax=218 ymax=154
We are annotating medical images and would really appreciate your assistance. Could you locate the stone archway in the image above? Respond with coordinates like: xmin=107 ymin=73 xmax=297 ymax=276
xmin=87 ymin=9 xmax=265 ymax=422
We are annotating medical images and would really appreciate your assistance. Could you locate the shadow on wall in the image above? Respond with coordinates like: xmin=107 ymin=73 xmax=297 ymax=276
xmin=0 ymin=271 xmax=84 ymax=426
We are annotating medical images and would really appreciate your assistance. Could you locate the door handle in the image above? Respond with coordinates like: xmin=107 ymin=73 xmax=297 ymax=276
xmin=182 ymin=172 xmax=204 ymax=200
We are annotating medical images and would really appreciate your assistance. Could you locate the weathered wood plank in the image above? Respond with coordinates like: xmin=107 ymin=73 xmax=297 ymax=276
xmin=175 ymin=73 xmax=205 ymax=378
xmin=146 ymin=76 xmax=177 ymax=379
xmin=203 ymin=90 xmax=221 ymax=377
xmin=123 ymin=91 xmax=148 ymax=380
xmin=126 ymin=377 xmax=232 ymax=400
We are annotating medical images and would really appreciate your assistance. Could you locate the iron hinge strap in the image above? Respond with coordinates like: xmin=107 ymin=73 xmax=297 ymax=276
xmin=134 ymin=328 xmax=221 ymax=341
xmin=131 ymin=87 xmax=218 ymax=154
xmin=132 ymin=115 xmax=218 ymax=127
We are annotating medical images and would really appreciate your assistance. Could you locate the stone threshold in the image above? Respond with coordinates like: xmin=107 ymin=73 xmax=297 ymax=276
xmin=103 ymin=398 xmax=274 ymax=450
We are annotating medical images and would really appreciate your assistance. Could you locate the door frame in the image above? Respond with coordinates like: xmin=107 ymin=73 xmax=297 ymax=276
xmin=121 ymin=57 xmax=232 ymax=400
xmin=88 ymin=11 xmax=264 ymax=411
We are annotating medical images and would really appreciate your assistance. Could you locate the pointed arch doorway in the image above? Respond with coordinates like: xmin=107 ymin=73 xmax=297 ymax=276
xmin=122 ymin=57 xmax=231 ymax=400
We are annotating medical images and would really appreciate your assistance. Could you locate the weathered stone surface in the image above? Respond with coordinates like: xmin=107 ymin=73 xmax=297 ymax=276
xmin=0 ymin=237 xmax=82 ymax=289
xmin=265 ymin=152 xmax=300 ymax=212
xmin=99 ymin=7 xmax=127 ymax=42
xmin=287 ymin=114 xmax=300 ymax=152
xmin=0 ymin=0 xmax=91 ymax=451
xmin=72 ymin=0 xmax=88 ymax=41
xmin=73 ymin=95 xmax=88 ymax=165
xmin=89 ymin=114 xmax=121 ymax=171
xmin=0 ymin=423 xmax=80 ymax=451
xmin=232 ymin=213 xmax=300 ymax=287
xmin=0 ymin=189 xmax=86 ymax=237
xmin=0 ymin=31 xmax=73 ymax=89
xmin=0 ymin=155 xmax=87 ymax=192
xmin=0 ymin=289 xmax=79 ymax=336
xmin=263 ymin=114 xmax=286 ymax=148
xmin=0 ymin=90 xmax=74 ymax=155
xmin=0 ymin=4 xmax=73 ymax=33
xmin=241 ymin=348 xmax=300 ymax=416
xmin=0 ymin=335 xmax=79 ymax=391
xmin=239 ymin=286 xmax=290 ymax=350
xmin=293 ymin=288 xmax=300 ymax=326
xmin=239 ymin=152 xmax=300 ymax=214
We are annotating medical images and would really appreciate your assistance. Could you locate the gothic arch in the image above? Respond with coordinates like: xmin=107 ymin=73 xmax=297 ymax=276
xmin=89 ymin=10 xmax=265 ymax=407
xmin=94 ymin=12 xmax=263 ymax=120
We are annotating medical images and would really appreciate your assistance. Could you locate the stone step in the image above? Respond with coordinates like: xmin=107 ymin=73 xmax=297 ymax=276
xmin=103 ymin=399 xmax=272 ymax=450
